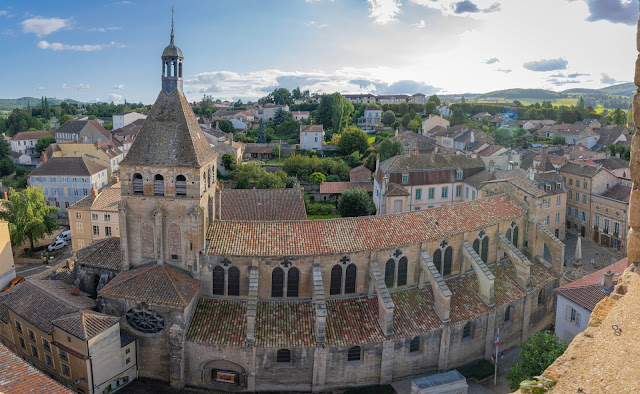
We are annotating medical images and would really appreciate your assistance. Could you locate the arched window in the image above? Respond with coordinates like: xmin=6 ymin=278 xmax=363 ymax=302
xmin=504 ymin=305 xmax=511 ymax=322
xmin=443 ymin=246 xmax=453 ymax=276
xmin=397 ymin=257 xmax=408 ymax=286
xmin=433 ymin=249 xmax=442 ymax=274
xmin=481 ymin=236 xmax=489 ymax=263
xmin=133 ymin=173 xmax=143 ymax=195
xmin=272 ymin=268 xmax=284 ymax=298
xmin=178 ymin=62 xmax=183 ymax=78
xmin=506 ymin=228 xmax=512 ymax=242
xmin=462 ymin=322 xmax=471 ymax=339
xmin=473 ymin=239 xmax=480 ymax=255
xmin=513 ymin=226 xmax=519 ymax=248
xmin=330 ymin=265 xmax=342 ymax=295
xmin=537 ymin=289 xmax=544 ymax=305
xmin=207 ymin=169 xmax=211 ymax=189
xmin=228 ymin=266 xmax=240 ymax=296
xmin=168 ymin=224 xmax=181 ymax=261
xmin=384 ymin=259 xmax=395 ymax=288
xmin=347 ymin=346 xmax=361 ymax=362
xmin=175 ymin=175 xmax=186 ymax=196
xmin=154 ymin=174 xmax=164 ymax=196
xmin=287 ymin=267 xmax=300 ymax=298
xmin=212 ymin=266 xmax=225 ymax=295
xmin=276 ymin=349 xmax=291 ymax=363
xmin=345 ymin=264 xmax=357 ymax=294
xmin=409 ymin=336 xmax=420 ymax=353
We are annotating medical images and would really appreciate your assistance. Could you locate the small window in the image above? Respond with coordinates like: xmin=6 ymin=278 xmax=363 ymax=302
xmin=105 ymin=226 xmax=112 ymax=236
xmin=462 ymin=323 xmax=471 ymax=339
xmin=15 ymin=321 xmax=22 ymax=333
xmin=401 ymin=174 xmax=409 ymax=184
xmin=537 ymin=289 xmax=544 ymax=305
xmin=61 ymin=363 xmax=71 ymax=376
xmin=93 ymin=226 xmax=100 ymax=236
xmin=42 ymin=338 xmax=51 ymax=352
xmin=126 ymin=357 xmax=131 ymax=364
xmin=31 ymin=345 xmax=39 ymax=358
xmin=347 ymin=346 xmax=361 ymax=362
xmin=28 ymin=329 xmax=35 ymax=342
xmin=132 ymin=173 xmax=143 ymax=194
xmin=19 ymin=337 xmax=25 ymax=349
xmin=126 ymin=348 xmax=131 ymax=354
xmin=91 ymin=213 xmax=98 ymax=221
xmin=45 ymin=354 xmax=54 ymax=367
xmin=59 ymin=348 xmax=68 ymax=361
xmin=104 ymin=214 xmax=111 ymax=221
xmin=67 ymin=336 xmax=71 ymax=343
xmin=457 ymin=170 xmax=463 ymax=180
xmin=504 ymin=305 xmax=511 ymax=322
xmin=276 ymin=349 xmax=292 ymax=363
xmin=409 ymin=336 xmax=420 ymax=353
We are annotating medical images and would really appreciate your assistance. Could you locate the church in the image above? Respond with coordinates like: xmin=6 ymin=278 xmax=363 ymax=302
xmin=69 ymin=23 xmax=564 ymax=392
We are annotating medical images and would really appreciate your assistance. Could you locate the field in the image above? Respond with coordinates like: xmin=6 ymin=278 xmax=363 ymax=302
xmin=474 ymin=97 xmax=578 ymax=107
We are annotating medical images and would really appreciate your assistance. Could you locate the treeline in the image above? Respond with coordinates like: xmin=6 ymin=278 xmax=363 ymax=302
xmin=84 ymin=101 xmax=148 ymax=118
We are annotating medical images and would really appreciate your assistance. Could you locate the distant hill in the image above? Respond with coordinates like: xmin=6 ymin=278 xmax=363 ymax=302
xmin=480 ymin=88 xmax=564 ymax=100
xmin=563 ymin=82 xmax=635 ymax=97
xmin=0 ymin=97 xmax=83 ymax=111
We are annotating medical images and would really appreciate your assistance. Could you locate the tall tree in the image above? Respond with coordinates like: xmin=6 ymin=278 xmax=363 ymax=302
xmin=451 ymin=107 xmax=465 ymax=125
xmin=317 ymin=92 xmax=346 ymax=132
xmin=506 ymin=332 xmax=567 ymax=391
xmin=428 ymin=94 xmax=441 ymax=106
xmin=292 ymin=87 xmax=302 ymax=100
xmin=256 ymin=119 xmax=267 ymax=143
xmin=273 ymin=107 xmax=288 ymax=126
xmin=35 ymin=136 xmax=56 ymax=154
xmin=0 ymin=187 xmax=59 ymax=249
xmin=338 ymin=127 xmax=369 ymax=155
xmin=337 ymin=187 xmax=372 ymax=217
xmin=382 ymin=110 xmax=396 ymax=126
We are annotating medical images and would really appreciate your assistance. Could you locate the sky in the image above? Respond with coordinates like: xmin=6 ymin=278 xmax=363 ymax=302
xmin=0 ymin=0 xmax=638 ymax=104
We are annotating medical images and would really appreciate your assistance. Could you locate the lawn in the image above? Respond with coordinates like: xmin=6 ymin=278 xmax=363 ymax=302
xmin=265 ymin=157 xmax=286 ymax=165
xmin=307 ymin=214 xmax=341 ymax=220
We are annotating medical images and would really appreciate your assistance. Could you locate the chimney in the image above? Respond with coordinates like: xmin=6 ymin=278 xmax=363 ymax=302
xmin=604 ymin=270 xmax=614 ymax=291
xmin=375 ymin=153 xmax=380 ymax=172
xmin=90 ymin=187 xmax=99 ymax=197
xmin=112 ymin=175 xmax=120 ymax=184
xmin=227 ymin=133 xmax=233 ymax=145
xmin=616 ymin=151 xmax=621 ymax=158
xmin=470 ymin=130 xmax=475 ymax=143
xmin=488 ymin=160 xmax=494 ymax=174
xmin=527 ymin=165 xmax=535 ymax=181
xmin=606 ymin=150 xmax=611 ymax=159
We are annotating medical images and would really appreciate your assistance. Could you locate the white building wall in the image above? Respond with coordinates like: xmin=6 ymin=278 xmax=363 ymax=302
xmin=554 ymin=294 xmax=590 ymax=343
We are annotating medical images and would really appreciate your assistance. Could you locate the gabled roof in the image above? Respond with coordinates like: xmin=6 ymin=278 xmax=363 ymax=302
xmin=120 ymin=89 xmax=216 ymax=168
xmin=0 ymin=343 xmax=72 ymax=393
xmin=559 ymin=161 xmax=603 ymax=177
xmin=600 ymin=184 xmax=631 ymax=203
xmin=77 ymin=237 xmax=123 ymax=271
xmin=99 ymin=264 xmax=200 ymax=308
xmin=220 ymin=189 xmax=307 ymax=221
xmin=380 ymin=153 xmax=484 ymax=173
xmin=319 ymin=181 xmax=373 ymax=194
xmin=384 ymin=182 xmax=410 ymax=196
xmin=593 ymin=157 xmax=629 ymax=171
xmin=300 ymin=125 xmax=324 ymax=133
xmin=56 ymin=120 xmax=110 ymax=139
xmin=555 ymin=258 xmax=628 ymax=311
xmin=464 ymin=170 xmax=496 ymax=188
xmin=10 ymin=130 xmax=55 ymax=141
xmin=52 ymin=311 xmax=120 ymax=341
xmin=29 ymin=157 xmax=106 ymax=177
xmin=206 ymin=193 xmax=526 ymax=257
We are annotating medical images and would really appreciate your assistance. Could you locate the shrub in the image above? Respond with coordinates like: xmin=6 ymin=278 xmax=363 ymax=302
xmin=309 ymin=172 xmax=326 ymax=184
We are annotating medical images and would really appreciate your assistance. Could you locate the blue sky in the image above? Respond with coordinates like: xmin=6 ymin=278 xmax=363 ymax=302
xmin=0 ymin=0 xmax=637 ymax=104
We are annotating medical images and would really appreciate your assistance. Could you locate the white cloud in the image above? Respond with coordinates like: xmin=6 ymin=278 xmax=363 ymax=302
xmin=36 ymin=86 xmax=47 ymax=91
xmin=108 ymin=1 xmax=134 ymax=5
xmin=0 ymin=11 xmax=7 ymax=16
xmin=76 ymin=84 xmax=90 ymax=90
xmin=106 ymin=94 xmax=123 ymax=103
xmin=410 ymin=0 xmax=501 ymax=17
xmin=37 ymin=40 xmax=125 ymax=52
xmin=86 ymin=26 xmax=121 ymax=32
xmin=61 ymin=83 xmax=69 ymax=89
xmin=21 ymin=17 xmax=70 ymax=37
xmin=304 ymin=21 xmax=329 ymax=28
xmin=113 ymin=84 xmax=125 ymax=90
xmin=367 ymin=0 xmax=402 ymax=24
xmin=411 ymin=19 xmax=427 ymax=29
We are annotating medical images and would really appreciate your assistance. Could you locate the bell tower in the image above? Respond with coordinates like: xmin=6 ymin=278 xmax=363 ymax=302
xmin=161 ymin=8 xmax=183 ymax=95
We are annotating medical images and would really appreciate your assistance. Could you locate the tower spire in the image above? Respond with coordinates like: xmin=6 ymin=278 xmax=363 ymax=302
xmin=170 ymin=6 xmax=175 ymax=44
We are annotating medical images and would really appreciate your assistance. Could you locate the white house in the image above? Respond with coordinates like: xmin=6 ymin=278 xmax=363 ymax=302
xmin=112 ymin=112 xmax=147 ymax=130
xmin=554 ymin=258 xmax=627 ymax=343
xmin=291 ymin=111 xmax=310 ymax=121
xmin=300 ymin=125 xmax=324 ymax=150
xmin=10 ymin=131 xmax=55 ymax=156
xmin=358 ymin=106 xmax=383 ymax=132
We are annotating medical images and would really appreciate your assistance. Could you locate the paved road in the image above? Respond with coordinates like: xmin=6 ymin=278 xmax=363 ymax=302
xmin=14 ymin=246 xmax=74 ymax=278
xmin=563 ymin=231 xmax=624 ymax=275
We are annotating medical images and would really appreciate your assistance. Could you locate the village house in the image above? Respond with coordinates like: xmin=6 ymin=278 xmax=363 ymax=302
xmin=0 ymin=221 xmax=16 ymax=290
xmin=0 ymin=343 xmax=72 ymax=393
xmin=593 ymin=154 xmax=630 ymax=180
xmin=574 ymin=119 xmax=601 ymax=130
xmin=291 ymin=111 xmax=310 ymax=121
xmin=28 ymin=157 xmax=108 ymax=213
xmin=39 ymin=141 xmax=124 ymax=182
xmin=112 ymin=112 xmax=147 ymax=130
xmin=591 ymin=183 xmax=631 ymax=251
xmin=316 ymin=165 xmax=374 ymax=202
xmin=211 ymin=109 xmax=254 ymax=123
xmin=68 ymin=181 xmax=122 ymax=251
xmin=9 ymin=130 xmax=55 ymax=156
xmin=596 ymin=126 xmax=631 ymax=148
xmin=358 ymin=106 xmax=383 ymax=131
xmin=377 ymin=94 xmax=410 ymax=104
xmin=110 ymin=119 xmax=144 ymax=154
xmin=422 ymin=114 xmax=450 ymax=135
xmin=300 ymin=124 xmax=324 ymax=150
xmin=554 ymin=258 xmax=626 ymax=343
xmin=252 ymin=104 xmax=289 ymax=121
xmin=391 ymin=130 xmax=438 ymax=155
xmin=55 ymin=120 xmax=111 ymax=144
xmin=343 ymin=94 xmax=377 ymax=104
xmin=409 ymin=93 xmax=426 ymax=104
xmin=210 ymin=136 xmax=244 ymax=175
xmin=553 ymin=125 xmax=598 ymax=148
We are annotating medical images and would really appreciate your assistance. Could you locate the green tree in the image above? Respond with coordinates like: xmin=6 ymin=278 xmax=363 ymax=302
xmin=611 ymin=108 xmax=626 ymax=126
xmin=257 ymin=173 xmax=286 ymax=189
xmin=0 ymin=157 xmax=15 ymax=176
xmin=428 ymin=94 xmax=441 ymax=106
xmin=402 ymin=113 xmax=412 ymax=128
xmin=338 ymin=127 xmax=369 ymax=155
xmin=292 ymin=87 xmax=302 ymax=100
xmin=216 ymin=119 xmax=235 ymax=134
xmin=337 ymin=187 xmax=372 ymax=217
xmin=317 ymin=92 xmax=346 ymax=132
xmin=256 ymin=119 xmax=267 ymax=143
xmin=235 ymin=176 xmax=250 ymax=189
xmin=61 ymin=114 xmax=75 ymax=125
xmin=272 ymin=144 xmax=280 ymax=158
xmin=348 ymin=151 xmax=363 ymax=168
xmin=578 ymin=96 xmax=585 ymax=108
xmin=551 ymin=135 xmax=566 ymax=145
xmin=0 ymin=187 xmax=59 ymax=249
xmin=0 ymin=138 xmax=10 ymax=159
xmin=494 ymin=128 xmax=514 ymax=146
xmin=309 ymin=172 xmax=326 ymax=184
xmin=232 ymin=162 xmax=267 ymax=182
xmin=382 ymin=110 xmax=396 ymax=126
xmin=408 ymin=119 xmax=421 ymax=132
xmin=506 ymin=332 xmax=568 ymax=391
xmin=35 ymin=136 xmax=56 ymax=154
xmin=221 ymin=153 xmax=236 ymax=170
xmin=376 ymin=138 xmax=405 ymax=162
xmin=273 ymin=107 xmax=287 ymax=126
xmin=451 ymin=107 xmax=465 ymax=125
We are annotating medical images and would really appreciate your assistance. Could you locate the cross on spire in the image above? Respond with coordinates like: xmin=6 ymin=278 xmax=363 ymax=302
xmin=170 ymin=6 xmax=175 ymax=44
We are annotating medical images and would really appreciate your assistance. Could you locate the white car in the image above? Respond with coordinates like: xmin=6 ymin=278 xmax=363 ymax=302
xmin=55 ymin=230 xmax=71 ymax=242
xmin=47 ymin=239 xmax=67 ymax=252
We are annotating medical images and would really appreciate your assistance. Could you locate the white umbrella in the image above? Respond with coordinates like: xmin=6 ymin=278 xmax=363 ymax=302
xmin=575 ymin=236 xmax=582 ymax=261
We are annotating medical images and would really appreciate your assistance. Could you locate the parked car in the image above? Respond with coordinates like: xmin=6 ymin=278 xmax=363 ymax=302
xmin=2 ymin=276 xmax=25 ymax=292
xmin=47 ymin=239 xmax=68 ymax=252
xmin=55 ymin=229 xmax=71 ymax=242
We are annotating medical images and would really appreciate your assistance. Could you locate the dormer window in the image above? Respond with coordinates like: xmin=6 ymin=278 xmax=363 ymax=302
xmin=154 ymin=174 xmax=165 ymax=196
xmin=456 ymin=170 xmax=463 ymax=180
xmin=402 ymin=173 xmax=409 ymax=184
xmin=133 ymin=173 xmax=143 ymax=195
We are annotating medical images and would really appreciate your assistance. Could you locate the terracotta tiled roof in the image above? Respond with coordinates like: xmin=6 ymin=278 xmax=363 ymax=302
xmin=99 ymin=264 xmax=200 ymax=308
xmin=52 ymin=311 xmax=120 ymax=341
xmin=10 ymin=130 xmax=55 ymax=141
xmin=0 ymin=343 xmax=73 ymax=393
xmin=207 ymin=194 xmax=526 ymax=257
xmin=220 ymin=189 xmax=307 ymax=221
xmin=555 ymin=258 xmax=628 ymax=311
xmin=477 ymin=145 xmax=504 ymax=157
xmin=384 ymin=182 xmax=410 ymax=196
xmin=593 ymin=157 xmax=629 ymax=171
xmin=380 ymin=154 xmax=484 ymax=173
xmin=68 ymin=195 xmax=96 ymax=210
xmin=507 ymin=177 xmax=547 ymax=198
xmin=56 ymin=120 xmax=110 ymax=139
xmin=3 ymin=280 xmax=95 ymax=334
xmin=90 ymin=183 xmax=121 ymax=212
xmin=300 ymin=125 xmax=324 ymax=133
xmin=255 ymin=301 xmax=316 ymax=347
xmin=390 ymin=287 xmax=442 ymax=337
xmin=186 ymin=298 xmax=247 ymax=346
xmin=464 ymin=171 xmax=496 ymax=188
xmin=600 ymin=184 xmax=631 ymax=203
xmin=325 ymin=297 xmax=385 ymax=346
xmin=319 ymin=182 xmax=373 ymax=194
xmin=29 ymin=157 xmax=107 ymax=177
xmin=121 ymin=89 xmax=216 ymax=168
xmin=77 ymin=237 xmax=123 ymax=271
xmin=559 ymin=162 xmax=603 ymax=177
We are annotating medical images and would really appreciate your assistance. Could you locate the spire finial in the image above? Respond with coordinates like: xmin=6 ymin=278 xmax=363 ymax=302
xmin=170 ymin=6 xmax=174 ymax=44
